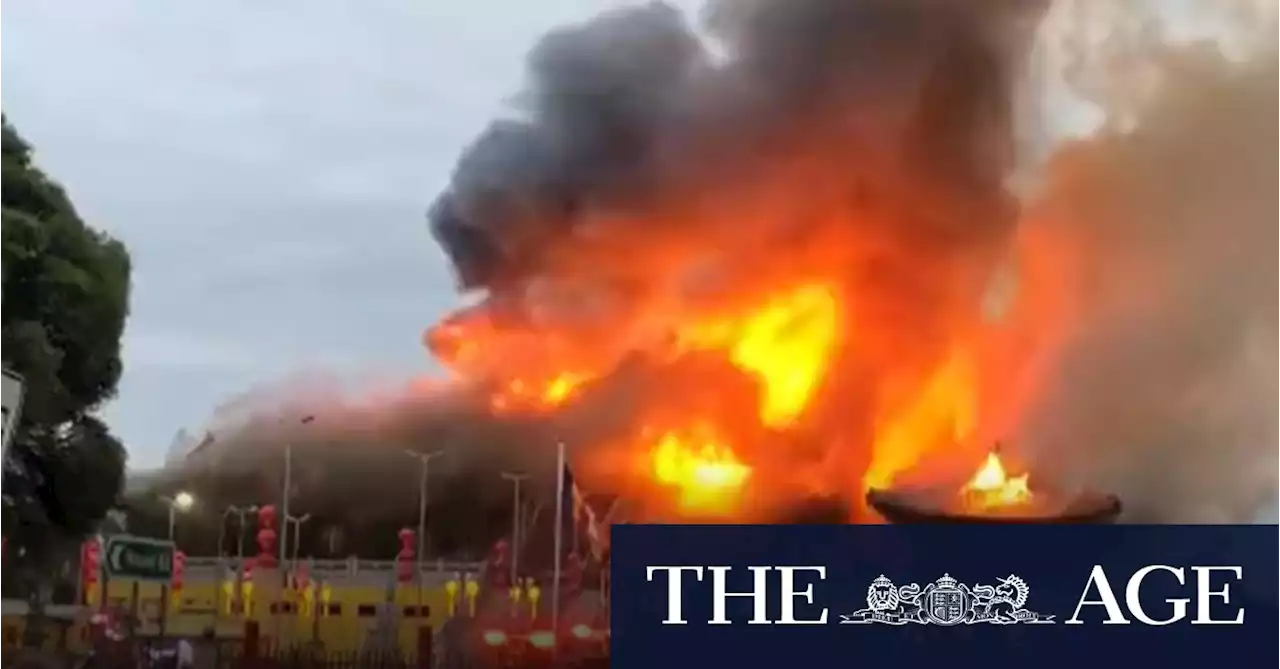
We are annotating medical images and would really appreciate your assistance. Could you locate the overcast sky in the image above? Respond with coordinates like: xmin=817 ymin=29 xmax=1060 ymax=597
xmin=3 ymin=0 xmax=679 ymax=466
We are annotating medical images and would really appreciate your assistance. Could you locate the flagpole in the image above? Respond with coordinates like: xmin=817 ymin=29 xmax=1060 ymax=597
xmin=571 ymin=499 xmax=579 ymax=557
xmin=551 ymin=441 xmax=567 ymax=650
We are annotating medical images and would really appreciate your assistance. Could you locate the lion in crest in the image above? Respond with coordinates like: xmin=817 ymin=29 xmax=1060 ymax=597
xmin=866 ymin=575 xmax=900 ymax=611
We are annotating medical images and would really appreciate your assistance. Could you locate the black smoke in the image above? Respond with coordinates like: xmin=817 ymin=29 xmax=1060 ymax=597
xmin=429 ymin=0 xmax=1049 ymax=292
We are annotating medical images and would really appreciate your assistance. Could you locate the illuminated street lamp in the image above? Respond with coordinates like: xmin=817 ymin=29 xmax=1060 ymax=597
xmin=161 ymin=491 xmax=195 ymax=541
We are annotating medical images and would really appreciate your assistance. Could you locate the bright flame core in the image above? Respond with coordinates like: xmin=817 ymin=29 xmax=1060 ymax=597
xmin=961 ymin=451 xmax=1032 ymax=510
xmin=676 ymin=284 xmax=840 ymax=428
xmin=651 ymin=423 xmax=753 ymax=514
xmin=430 ymin=266 xmax=998 ymax=518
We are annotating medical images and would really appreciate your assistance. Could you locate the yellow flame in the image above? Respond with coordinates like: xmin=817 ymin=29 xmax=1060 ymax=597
xmin=864 ymin=349 xmax=977 ymax=491
xmin=651 ymin=425 xmax=752 ymax=514
xmin=678 ymin=283 xmax=839 ymax=427
xmin=962 ymin=451 xmax=1031 ymax=509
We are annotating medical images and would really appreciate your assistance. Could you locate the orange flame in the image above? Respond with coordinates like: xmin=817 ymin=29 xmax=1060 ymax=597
xmin=676 ymin=284 xmax=840 ymax=428
xmin=427 ymin=241 xmax=1018 ymax=519
xmin=650 ymin=423 xmax=752 ymax=514
xmin=961 ymin=451 xmax=1032 ymax=510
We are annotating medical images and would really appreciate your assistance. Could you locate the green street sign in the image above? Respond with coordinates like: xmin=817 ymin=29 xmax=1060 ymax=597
xmin=104 ymin=535 xmax=174 ymax=581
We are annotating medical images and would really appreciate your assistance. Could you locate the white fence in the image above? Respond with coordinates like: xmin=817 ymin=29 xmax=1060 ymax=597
xmin=181 ymin=557 xmax=485 ymax=580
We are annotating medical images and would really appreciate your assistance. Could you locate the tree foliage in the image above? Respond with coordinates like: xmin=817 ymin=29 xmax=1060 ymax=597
xmin=2 ymin=116 xmax=132 ymax=565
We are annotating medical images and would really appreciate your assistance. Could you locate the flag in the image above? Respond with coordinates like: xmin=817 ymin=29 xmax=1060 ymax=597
xmin=564 ymin=454 xmax=613 ymax=562
xmin=562 ymin=456 xmax=605 ymax=548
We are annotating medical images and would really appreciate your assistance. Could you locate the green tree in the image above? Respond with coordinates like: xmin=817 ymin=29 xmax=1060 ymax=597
xmin=2 ymin=116 xmax=131 ymax=576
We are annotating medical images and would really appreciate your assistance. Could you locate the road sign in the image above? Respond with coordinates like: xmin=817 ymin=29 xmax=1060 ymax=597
xmin=2 ymin=368 xmax=24 ymax=457
xmin=104 ymin=535 xmax=175 ymax=581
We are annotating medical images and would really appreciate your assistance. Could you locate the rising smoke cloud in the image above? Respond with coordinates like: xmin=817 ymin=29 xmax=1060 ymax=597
xmin=1009 ymin=0 xmax=1278 ymax=522
xmin=168 ymin=0 xmax=1275 ymax=524
xmin=425 ymin=0 xmax=1049 ymax=512
xmin=428 ymin=0 xmax=1044 ymax=291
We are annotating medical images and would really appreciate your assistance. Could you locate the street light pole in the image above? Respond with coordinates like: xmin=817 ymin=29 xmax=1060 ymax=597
xmin=500 ymin=472 xmax=530 ymax=584
xmin=280 ymin=415 xmax=315 ymax=572
xmin=236 ymin=506 xmax=256 ymax=562
xmin=404 ymin=449 xmax=445 ymax=578
xmin=219 ymin=505 xmax=258 ymax=559
xmin=161 ymin=492 xmax=195 ymax=543
xmin=286 ymin=514 xmax=311 ymax=567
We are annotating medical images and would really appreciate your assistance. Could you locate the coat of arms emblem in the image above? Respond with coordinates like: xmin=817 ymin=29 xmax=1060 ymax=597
xmin=840 ymin=573 xmax=1055 ymax=626
xmin=924 ymin=575 xmax=968 ymax=625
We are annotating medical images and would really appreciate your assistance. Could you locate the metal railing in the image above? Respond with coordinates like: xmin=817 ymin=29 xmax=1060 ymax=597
xmin=183 ymin=557 xmax=486 ymax=578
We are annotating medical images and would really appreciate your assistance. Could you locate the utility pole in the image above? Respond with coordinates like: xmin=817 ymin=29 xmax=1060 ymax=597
xmin=280 ymin=415 xmax=315 ymax=572
xmin=286 ymin=514 xmax=312 ymax=566
xmin=219 ymin=505 xmax=258 ymax=559
xmin=404 ymin=449 xmax=446 ymax=600
xmin=162 ymin=492 xmax=195 ymax=542
xmin=500 ymin=471 xmax=530 ymax=585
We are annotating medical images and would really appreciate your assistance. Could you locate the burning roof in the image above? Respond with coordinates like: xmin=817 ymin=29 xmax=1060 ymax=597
xmin=421 ymin=0 xmax=1052 ymax=522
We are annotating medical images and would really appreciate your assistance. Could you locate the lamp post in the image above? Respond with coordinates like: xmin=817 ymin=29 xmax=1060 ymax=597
xmin=500 ymin=472 xmax=530 ymax=584
xmin=403 ymin=449 xmax=445 ymax=586
xmin=284 ymin=513 xmax=312 ymax=568
xmin=161 ymin=492 xmax=195 ymax=542
xmin=280 ymin=415 xmax=315 ymax=572
xmin=219 ymin=505 xmax=258 ymax=562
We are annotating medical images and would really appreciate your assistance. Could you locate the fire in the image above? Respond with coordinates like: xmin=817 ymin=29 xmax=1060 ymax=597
xmin=864 ymin=349 xmax=978 ymax=491
xmin=416 ymin=0 xmax=1059 ymax=526
xmin=961 ymin=451 xmax=1032 ymax=510
xmin=650 ymin=423 xmax=752 ymax=514
xmin=675 ymin=284 xmax=840 ymax=428
xmin=489 ymin=372 xmax=586 ymax=413
xmin=429 ymin=270 xmax=1006 ymax=518
xmin=437 ymin=281 xmax=843 ymax=513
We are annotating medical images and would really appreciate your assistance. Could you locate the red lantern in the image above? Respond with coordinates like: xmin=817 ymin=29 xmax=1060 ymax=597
xmin=256 ymin=505 xmax=278 ymax=568
xmin=81 ymin=538 xmax=102 ymax=586
xmin=172 ymin=550 xmax=187 ymax=592
xmin=396 ymin=528 xmax=416 ymax=584
xmin=243 ymin=556 xmax=256 ymax=582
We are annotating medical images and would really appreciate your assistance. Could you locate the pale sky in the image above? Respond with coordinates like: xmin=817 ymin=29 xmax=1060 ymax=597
xmin=2 ymin=0 xmax=677 ymax=466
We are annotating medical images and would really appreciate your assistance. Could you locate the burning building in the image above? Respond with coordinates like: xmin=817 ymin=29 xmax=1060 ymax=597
xmin=422 ymin=0 xmax=1059 ymax=524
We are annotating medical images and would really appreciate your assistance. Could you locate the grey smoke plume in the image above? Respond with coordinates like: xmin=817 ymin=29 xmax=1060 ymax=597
xmin=1013 ymin=0 xmax=1278 ymax=522
xmin=429 ymin=0 xmax=1047 ymax=292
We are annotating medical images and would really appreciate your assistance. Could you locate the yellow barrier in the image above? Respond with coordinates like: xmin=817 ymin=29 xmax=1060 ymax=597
xmin=1 ymin=611 xmax=92 ymax=655
xmin=2 ymin=572 xmax=519 ymax=656
xmin=94 ymin=576 xmax=458 ymax=653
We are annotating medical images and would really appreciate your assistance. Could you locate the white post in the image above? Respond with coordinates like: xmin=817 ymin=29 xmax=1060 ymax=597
xmin=279 ymin=443 xmax=292 ymax=571
xmin=512 ymin=477 xmax=522 ymax=583
xmin=551 ymin=441 xmax=567 ymax=648
xmin=501 ymin=472 xmax=529 ymax=584
xmin=279 ymin=415 xmax=315 ymax=580
xmin=405 ymin=449 xmax=445 ymax=601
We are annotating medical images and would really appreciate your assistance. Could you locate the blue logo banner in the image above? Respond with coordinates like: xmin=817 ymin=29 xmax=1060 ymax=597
xmin=612 ymin=525 xmax=1278 ymax=669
